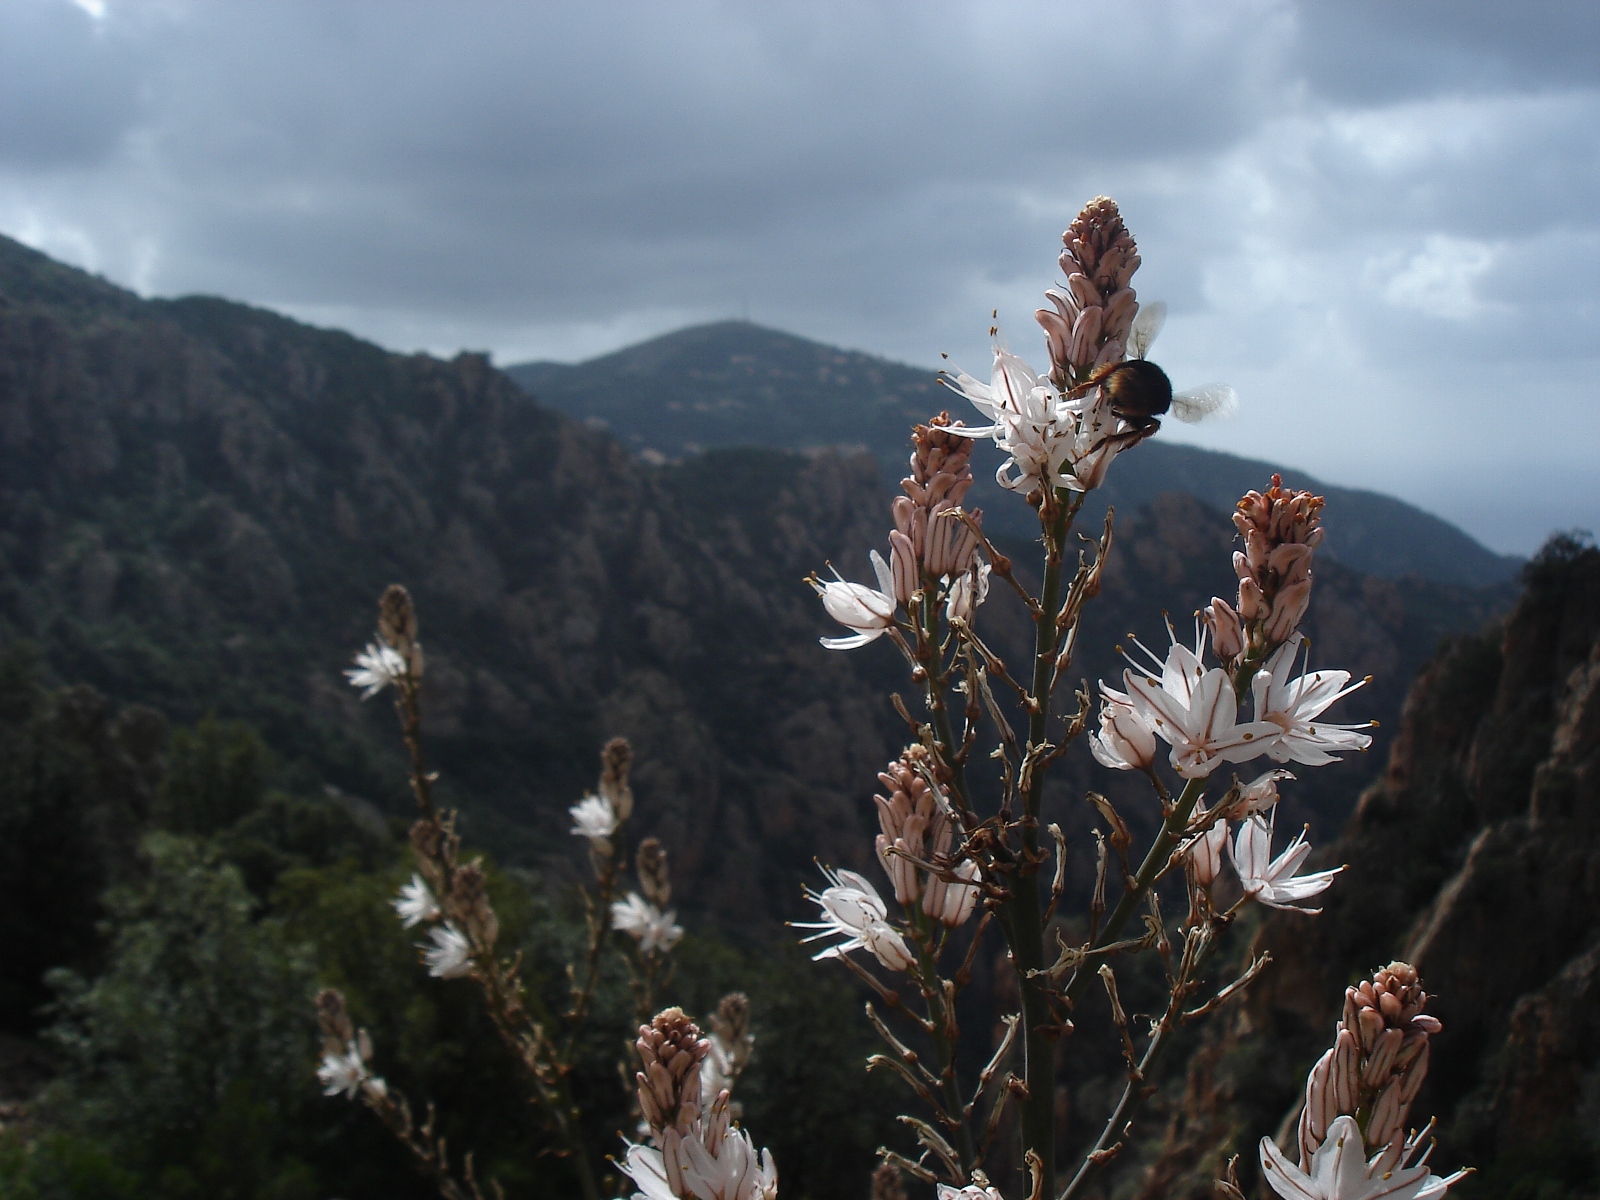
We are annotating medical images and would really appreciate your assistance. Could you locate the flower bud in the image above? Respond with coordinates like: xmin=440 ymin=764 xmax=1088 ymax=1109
xmin=1051 ymin=197 xmax=1142 ymax=382
xmin=1232 ymin=475 xmax=1326 ymax=659
xmin=873 ymin=751 xmax=950 ymax=906
xmin=1186 ymin=802 xmax=1228 ymax=887
xmin=1204 ymin=596 xmax=1244 ymax=664
xmin=888 ymin=530 xmax=918 ymax=604
xmin=1089 ymin=681 xmax=1158 ymax=771
xmin=377 ymin=584 xmax=418 ymax=656
xmin=1296 ymin=960 xmax=1441 ymax=1168
xmin=637 ymin=837 xmax=671 ymax=907
xmin=872 ymin=1163 xmax=909 ymax=1200
xmin=600 ymin=736 xmax=635 ymax=822
xmin=635 ymin=1007 xmax=709 ymax=1144
xmin=316 ymin=987 xmax=355 ymax=1048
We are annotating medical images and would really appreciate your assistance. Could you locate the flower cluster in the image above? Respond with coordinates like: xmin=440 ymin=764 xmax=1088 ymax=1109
xmin=612 ymin=835 xmax=684 ymax=956
xmin=892 ymin=414 xmax=983 ymax=593
xmin=383 ymin=824 xmax=500 ymax=983
xmin=622 ymin=1008 xmax=777 ymax=1200
xmin=1036 ymin=195 xmax=1144 ymax=387
xmin=1206 ymin=474 xmax=1327 ymax=670
xmin=1098 ymin=622 xmax=1370 ymax=782
xmin=1260 ymin=963 xmax=1466 ymax=1200
xmin=811 ymin=415 xmax=998 ymax=649
xmin=939 ymin=197 xmax=1156 ymax=496
xmin=873 ymin=750 xmax=981 ymax=927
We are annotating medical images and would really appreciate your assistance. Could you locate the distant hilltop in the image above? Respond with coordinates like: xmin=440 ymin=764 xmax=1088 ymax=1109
xmin=507 ymin=321 xmax=1523 ymax=589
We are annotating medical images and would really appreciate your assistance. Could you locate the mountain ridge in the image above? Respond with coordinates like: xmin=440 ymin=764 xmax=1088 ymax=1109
xmin=507 ymin=320 xmax=1522 ymax=588
xmin=0 ymin=230 xmax=1508 ymax=913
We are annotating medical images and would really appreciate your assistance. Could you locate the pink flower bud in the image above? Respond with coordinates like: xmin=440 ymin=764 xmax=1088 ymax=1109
xmin=1036 ymin=306 xmax=1072 ymax=382
xmin=1265 ymin=578 xmax=1311 ymax=643
xmin=1069 ymin=304 xmax=1103 ymax=367
xmin=1238 ymin=578 xmax=1267 ymax=621
xmin=888 ymin=530 xmax=918 ymax=604
xmin=1186 ymin=802 xmax=1227 ymax=887
xmin=1204 ymin=597 xmax=1244 ymax=663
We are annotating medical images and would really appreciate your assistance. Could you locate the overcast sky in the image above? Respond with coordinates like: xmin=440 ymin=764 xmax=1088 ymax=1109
xmin=2 ymin=0 xmax=1596 ymax=554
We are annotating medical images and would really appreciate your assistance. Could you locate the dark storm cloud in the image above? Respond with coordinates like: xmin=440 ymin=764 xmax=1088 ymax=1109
xmin=0 ymin=0 xmax=1595 ymax=552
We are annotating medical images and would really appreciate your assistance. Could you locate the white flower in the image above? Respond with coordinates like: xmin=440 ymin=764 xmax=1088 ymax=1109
xmin=612 ymin=892 xmax=684 ymax=956
xmin=391 ymin=873 xmax=440 ymax=928
xmin=568 ymin=793 xmax=618 ymax=843
xmin=943 ymin=339 xmax=1078 ymax=493
xmin=421 ymin=921 xmax=473 ymax=978
xmin=621 ymin=1095 xmax=778 ymax=1200
xmin=1089 ymin=679 xmax=1160 ymax=771
xmin=795 ymin=866 xmax=915 ymax=972
xmin=345 ymin=641 xmax=407 ymax=699
xmin=1058 ymin=386 xmax=1128 ymax=493
xmin=1122 ymin=632 xmax=1279 ymax=778
xmin=810 ymin=553 xmax=898 ymax=650
xmin=1260 ymin=1115 xmax=1467 ymax=1200
xmin=945 ymin=561 xmax=991 ymax=625
xmin=1252 ymin=639 xmax=1374 ymax=767
xmin=317 ymin=1041 xmax=369 ymax=1099
xmin=938 ymin=1186 xmax=1005 ymax=1200
xmin=1230 ymin=812 xmax=1343 ymax=913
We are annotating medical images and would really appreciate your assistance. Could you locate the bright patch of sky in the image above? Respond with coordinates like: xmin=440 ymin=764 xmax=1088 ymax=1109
xmin=0 ymin=0 xmax=1595 ymax=553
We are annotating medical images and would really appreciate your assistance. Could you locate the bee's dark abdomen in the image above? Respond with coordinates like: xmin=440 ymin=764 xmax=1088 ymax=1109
xmin=1103 ymin=358 xmax=1173 ymax=419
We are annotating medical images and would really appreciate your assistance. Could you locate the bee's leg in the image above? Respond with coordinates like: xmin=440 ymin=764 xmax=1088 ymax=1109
xmin=1099 ymin=419 xmax=1160 ymax=452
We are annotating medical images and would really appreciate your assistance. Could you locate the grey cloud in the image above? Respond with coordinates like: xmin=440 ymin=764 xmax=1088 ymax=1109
xmin=0 ymin=0 xmax=1595 ymax=551
xmin=0 ymin=0 xmax=143 ymax=166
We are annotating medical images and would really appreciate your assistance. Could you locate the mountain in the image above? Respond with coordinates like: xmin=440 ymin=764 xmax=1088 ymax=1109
xmin=0 ymin=234 xmax=1512 ymax=916
xmin=506 ymin=322 xmax=1522 ymax=589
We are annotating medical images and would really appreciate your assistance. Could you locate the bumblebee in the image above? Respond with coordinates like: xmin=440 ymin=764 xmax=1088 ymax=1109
xmin=1069 ymin=302 xmax=1236 ymax=438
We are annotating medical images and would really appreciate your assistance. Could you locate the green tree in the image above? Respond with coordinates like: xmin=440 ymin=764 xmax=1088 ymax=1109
xmin=40 ymin=835 xmax=319 ymax=1200
xmin=157 ymin=715 xmax=267 ymax=836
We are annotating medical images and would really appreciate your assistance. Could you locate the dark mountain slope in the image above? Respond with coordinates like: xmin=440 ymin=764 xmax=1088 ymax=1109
xmin=507 ymin=321 xmax=1521 ymax=588
xmin=0 ymin=233 xmax=1507 ymax=930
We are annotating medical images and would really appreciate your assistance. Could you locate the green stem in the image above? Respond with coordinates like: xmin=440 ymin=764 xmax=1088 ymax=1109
xmin=912 ymin=910 xmax=976 ymax=1175
xmin=919 ymin=589 xmax=972 ymax=809
xmin=1002 ymin=487 xmax=1082 ymax=1194
xmin=1024 ymin=491 xmax=1078 ymax=820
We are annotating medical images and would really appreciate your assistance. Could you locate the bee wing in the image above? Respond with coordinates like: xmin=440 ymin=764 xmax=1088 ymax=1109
xmin=1170 ymin=383 xmax=1238 ymax=423
xmin=1127 ymin=300 xmax=1166 ymax=360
